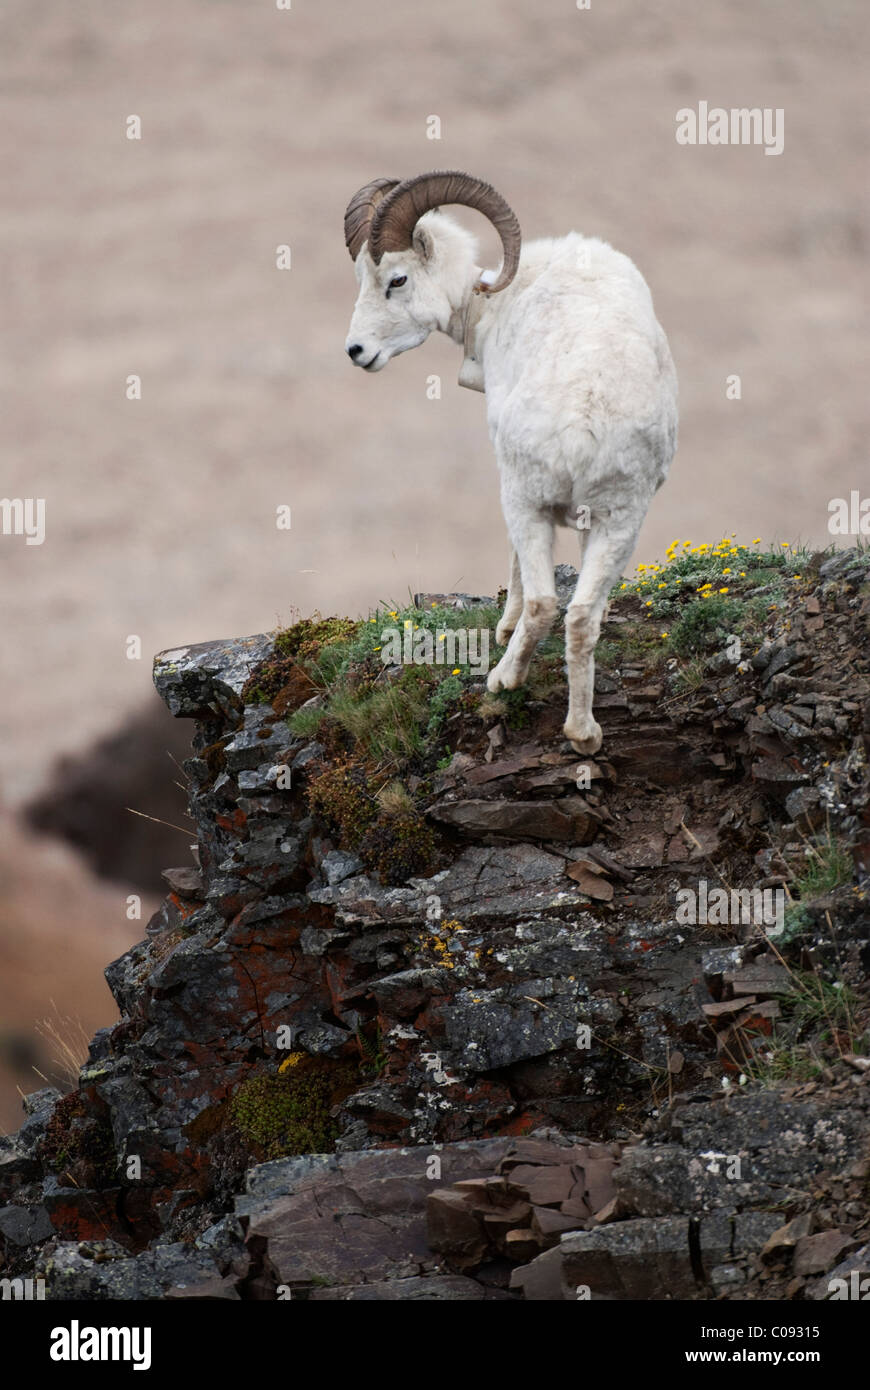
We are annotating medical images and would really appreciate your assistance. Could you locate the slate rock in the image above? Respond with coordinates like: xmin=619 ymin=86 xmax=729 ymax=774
xmin=154 ymin=633 xmax=275 ymax=720
xmin=429 ymin=797 xmax=598 ymax=843
xmin=559 ymin=1217 xmax=696 ymax=1300
xmin=0 ymin=1204 xmax=54 ymax=1246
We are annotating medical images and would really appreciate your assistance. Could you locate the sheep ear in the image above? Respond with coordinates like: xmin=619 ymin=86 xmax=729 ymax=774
xmin=412 ymin=223 xmax=435 ymax=261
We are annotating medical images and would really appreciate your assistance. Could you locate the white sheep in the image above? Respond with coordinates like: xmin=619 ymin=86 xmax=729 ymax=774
xmin=344 ymin=171 xmax=678 ymax=753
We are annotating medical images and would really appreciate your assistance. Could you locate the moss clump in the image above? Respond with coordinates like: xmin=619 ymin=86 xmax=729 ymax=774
xmin=241 ymin=615 xmax=359 ymax=711
xmin=42 ymin=1092 xmax=116 ymax=1186
xmin=199 ymin=737 xmax=229 ymax=778
xmin=307 ymin=759 xmax=377 ymax=847
xmin=241 ymin=654 xmax=317 ymax=713
xmin=274 ymin=615 xmax=359 ymax=661
xmin=228 ymin=1057 xmax=359 ymax=1160
xmin=359 ymin=809 xmax=440 ymax=886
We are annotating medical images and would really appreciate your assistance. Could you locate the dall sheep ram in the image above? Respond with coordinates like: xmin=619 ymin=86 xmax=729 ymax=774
xmin=344 ymin=170 xmax=678 ymax=753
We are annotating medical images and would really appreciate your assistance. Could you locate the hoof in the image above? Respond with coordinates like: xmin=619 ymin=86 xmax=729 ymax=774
xmin=487 ymin=660 xmax=524 ymax=694
xmin=495 ymin=622 xmax=515 ymax=647
xmin=563 ymin=718 xmax=602 ymax=755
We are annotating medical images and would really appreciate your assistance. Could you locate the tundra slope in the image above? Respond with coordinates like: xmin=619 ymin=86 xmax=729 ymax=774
xmin=344 ymin=170 xmax=677 ymax=754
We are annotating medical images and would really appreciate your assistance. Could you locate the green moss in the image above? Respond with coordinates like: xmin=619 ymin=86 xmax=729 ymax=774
xmin=359 ymin=808 xmax=439 ymax=885
xmin=229 ymin=1058 xmax=359 ymax=1160
xmin=307 ymin=760 xmax=377 ymax=847
xmin=274 ymin=615 xmax=360 ymax=661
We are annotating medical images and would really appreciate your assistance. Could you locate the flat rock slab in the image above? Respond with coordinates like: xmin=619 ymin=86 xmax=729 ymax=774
xmin=429 ymin=797 xmax=598 ymax=844
xmin=238 ymin=1139 xmax=516 ymax=1291
xmin=154 ymin=633 xmax=275 ymax=719
xmin=308 ymin=844 xmax=591 ymax=924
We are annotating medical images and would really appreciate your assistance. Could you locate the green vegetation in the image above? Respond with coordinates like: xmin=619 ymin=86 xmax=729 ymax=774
xmin=280 ymin=599 xmax=500 ymax=762
xmin=792 ymin=828 xmax=854 ymax=900
xmin=229 ymin=1057 xmax=359 ymax=1160
xmin=356 ymin=1023 xmax=388 ymax=1078
xmin=739 ymin=968 xmax=862 ymax=1086
xmin=307 ymin=760 xmax=439 ymax=883
xmin=307 ymin=760 xmax=377 ymax=847
xmin=599 ymin=536 xmax=828 ymax=681
xmin=667 ymin=595 xmax=744 ymax=656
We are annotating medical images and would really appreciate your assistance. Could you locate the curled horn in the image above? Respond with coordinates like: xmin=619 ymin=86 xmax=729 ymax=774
xmin=344 ymin=177 xmax=401 ymax=260
xmin=367 ymin=169 xmax=521 ymax=294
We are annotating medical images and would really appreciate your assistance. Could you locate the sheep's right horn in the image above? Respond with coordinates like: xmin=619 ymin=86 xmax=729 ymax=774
xmin=344 ymin=177 xmax=401 ymax=260
xmin=368 ymin=170 xmax=522 ymax=293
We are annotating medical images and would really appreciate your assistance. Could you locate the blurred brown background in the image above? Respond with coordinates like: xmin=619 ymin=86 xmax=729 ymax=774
xmin=1 ymin=0 xmax=867 ymax=1130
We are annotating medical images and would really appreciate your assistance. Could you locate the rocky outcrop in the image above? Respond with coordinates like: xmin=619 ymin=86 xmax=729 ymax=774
xmin=1 ymin=548 xmax=869 ymax=1299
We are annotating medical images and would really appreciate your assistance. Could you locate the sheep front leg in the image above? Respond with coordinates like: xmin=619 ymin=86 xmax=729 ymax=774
xmin=563 ymin=523 xmax=637 ymax=753
xmin=495 ymin=549 xmax=523 ymax=646
xmin=487 ymin=519 xmax=556 ymax=692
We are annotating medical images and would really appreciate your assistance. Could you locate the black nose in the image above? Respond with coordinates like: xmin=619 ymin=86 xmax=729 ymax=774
xmin=347 ymin=344 xmax=364 ymax=360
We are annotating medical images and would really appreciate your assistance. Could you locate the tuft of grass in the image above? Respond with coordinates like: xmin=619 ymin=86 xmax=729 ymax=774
xmin=34 ymin=1001 xmax=91 ymax=1091
xmin=736 ymin=966 xmax=861 ymax=1086
xmin=476 ymin=693 xmax=508 ymax=721
xmin=375 ymin=779 xmax=414 ymax=815
xmin=288 ymin=704 xmax=326 ymax=739
xmin=324 ymin=675 xmax=431 ymax=762
xmin=673 ymin=656 xmax=707 ymax=692
xmin=792 ymin=828 xmax=854 ymax=900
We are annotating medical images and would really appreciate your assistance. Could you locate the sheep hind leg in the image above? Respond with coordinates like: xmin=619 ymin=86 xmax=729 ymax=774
xmin=563 ymin=524 xmax=637 ymax=753
xmin=495 ymin=549 xmax=523 ymax=646
xmin=487 ymin=521 xmax=556 ymax=693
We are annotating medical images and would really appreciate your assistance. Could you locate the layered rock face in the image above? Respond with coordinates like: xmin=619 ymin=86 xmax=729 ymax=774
xmin=1 ymin=551 xmax=869 ymax=1300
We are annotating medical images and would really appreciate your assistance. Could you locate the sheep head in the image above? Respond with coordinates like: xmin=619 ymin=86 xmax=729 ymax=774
xmin=343 ymin=170 xmax=521 ymax=372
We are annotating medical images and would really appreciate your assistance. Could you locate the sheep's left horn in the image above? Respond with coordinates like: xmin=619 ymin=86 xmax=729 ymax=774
xmin=344 ymin=177 xmax=401 ymax=260
xmin=368 ymin=170 xmax=521 ymax=293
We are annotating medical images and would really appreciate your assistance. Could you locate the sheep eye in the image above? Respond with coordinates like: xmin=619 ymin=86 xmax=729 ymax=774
xmin=388 ymin=275 xmax=407 ymax=289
